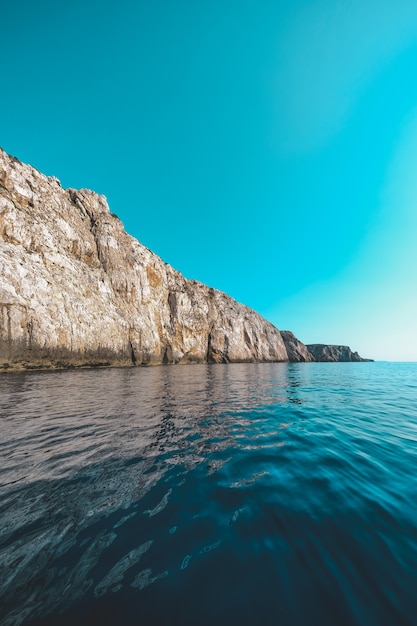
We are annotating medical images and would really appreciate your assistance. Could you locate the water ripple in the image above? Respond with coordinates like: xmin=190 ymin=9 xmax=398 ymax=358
xmin=0 ymin=363 xmax=417 ymax=625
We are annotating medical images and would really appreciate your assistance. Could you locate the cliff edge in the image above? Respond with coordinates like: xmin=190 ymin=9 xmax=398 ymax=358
xmin=0 ymin=148 xmax=292 ymax=370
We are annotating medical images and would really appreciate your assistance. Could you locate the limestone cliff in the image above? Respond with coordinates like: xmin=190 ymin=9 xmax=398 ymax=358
xmin=0 ymin=147 xmax=292 ymax=371
xmin=307 ymin=344 xmax=373 ymax=362
xmin=280 ymin=331 xmax=315 ymax=362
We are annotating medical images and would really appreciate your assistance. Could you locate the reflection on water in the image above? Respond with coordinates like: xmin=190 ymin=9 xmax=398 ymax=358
xmin=1 ymin=362 xmax=417 ymax=625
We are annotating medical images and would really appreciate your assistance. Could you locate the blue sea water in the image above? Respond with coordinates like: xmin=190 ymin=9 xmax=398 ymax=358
xmin=1 ymin=362 xmax=417 ymax=626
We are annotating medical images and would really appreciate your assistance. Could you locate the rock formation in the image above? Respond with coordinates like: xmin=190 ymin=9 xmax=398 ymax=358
xmin=0 ymin=147 xmax=372 ymax=371
xmin=1 ymin=148 xmax=293 ymax=371
xmin=280 ymin=331 xmax=315 ymax=362
xmin=306 ymin=344 xmax=372 ymax=362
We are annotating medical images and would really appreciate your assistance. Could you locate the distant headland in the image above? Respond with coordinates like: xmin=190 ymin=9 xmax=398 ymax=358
xmin=0 ymin=148 xmax=372 ymax=371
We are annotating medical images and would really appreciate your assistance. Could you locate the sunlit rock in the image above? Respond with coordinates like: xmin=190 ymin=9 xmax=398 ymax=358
xmin=0 ymin=148 xmax=290 ymax=370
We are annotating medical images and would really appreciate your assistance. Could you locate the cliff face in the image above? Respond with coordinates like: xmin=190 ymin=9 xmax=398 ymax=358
xmin=307 ymin=344 xmax=372 ymax=362
xmin=280 ymin=331 xmax=315 ymax=362
xmin=0 ymin=148 xmax=291 ymax=371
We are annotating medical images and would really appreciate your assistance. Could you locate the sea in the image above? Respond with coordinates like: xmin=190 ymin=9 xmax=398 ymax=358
xmin=1 ymin=362 xmax=416 ymax=626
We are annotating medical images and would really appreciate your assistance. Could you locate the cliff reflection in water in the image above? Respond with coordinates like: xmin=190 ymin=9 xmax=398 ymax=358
xmin=1 ymin=364 xmax=298 ymax=624
xmin=1 ymin=362 xmax=417 ymax=626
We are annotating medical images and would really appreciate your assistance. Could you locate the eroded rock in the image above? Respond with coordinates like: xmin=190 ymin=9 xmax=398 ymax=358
xmin=280 ymin=331 xmax=315 ymax=362
xmin=0 ymin=148 xmax=290 ymax=371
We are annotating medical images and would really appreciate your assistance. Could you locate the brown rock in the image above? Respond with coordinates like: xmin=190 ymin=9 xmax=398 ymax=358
xmin=280 ymin=331 xmax=315 ymax=362
xmin=306 ymin=344 xmax=373 ymax=362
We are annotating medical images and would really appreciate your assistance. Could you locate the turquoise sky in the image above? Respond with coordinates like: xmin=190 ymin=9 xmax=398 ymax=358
xmin=2 ymin=0 xmax=417 ymax=361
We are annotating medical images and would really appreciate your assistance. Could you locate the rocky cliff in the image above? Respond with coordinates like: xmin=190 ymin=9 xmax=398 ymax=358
xmin=280 ymin=331 xmax=315 ymax=362
xmin=0 ymin=148 xmax=372 ymax=371
xmin=0 ymin=148 xmax=293 ymax=371
xmin=307 ymin=344 xmax=372 ymax=362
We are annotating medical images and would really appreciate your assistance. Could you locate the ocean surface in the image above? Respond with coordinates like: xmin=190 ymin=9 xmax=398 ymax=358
xmin=1 ymin=362 xmax=417 ymax=626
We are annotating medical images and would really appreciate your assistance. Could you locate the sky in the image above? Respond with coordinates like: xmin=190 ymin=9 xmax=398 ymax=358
xmin=1 ymin=0 xmax=417 ymax=361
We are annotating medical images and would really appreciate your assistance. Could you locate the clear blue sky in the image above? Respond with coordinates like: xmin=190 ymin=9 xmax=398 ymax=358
xmin=2 ymin=0 xmax=417 ymax=361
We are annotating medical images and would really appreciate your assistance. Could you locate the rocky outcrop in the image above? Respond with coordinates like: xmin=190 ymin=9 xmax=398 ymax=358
xmin=306 ymin=344 xmax=372 ymax=362
xmin=0 ymin=148 xmax=292 ymax=371
xmin=279 ymin=333 xmax=372 ymax=363
xmin=280 ymin=331 xmax=315 ymax=362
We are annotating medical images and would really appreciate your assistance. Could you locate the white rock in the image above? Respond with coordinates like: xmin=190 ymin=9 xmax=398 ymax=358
xmin=0 ymin=147 xmax=290 ymax=371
